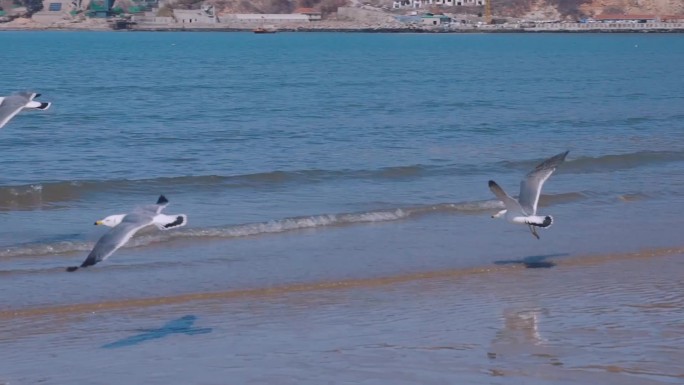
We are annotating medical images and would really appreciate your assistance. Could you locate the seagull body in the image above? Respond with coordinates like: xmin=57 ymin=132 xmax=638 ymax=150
xmin=0 ymin=92 xmax=51 ymax=130
xmin=66 ymin=195 xmax=187 ymax=271
xmin=489 ymin=151 xmax=569 ymax=239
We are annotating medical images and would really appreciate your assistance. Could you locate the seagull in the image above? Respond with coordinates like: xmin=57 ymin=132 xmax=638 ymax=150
xmin=489 ymin=151 xmax=569 ymax=239
xmin=66 ymin=195 xmax=187 ymax=272
xmin=0 ymin=92 xmax=51 ymax=130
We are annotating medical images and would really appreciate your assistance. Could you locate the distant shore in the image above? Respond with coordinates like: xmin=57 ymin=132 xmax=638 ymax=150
xmin=1 ymin=18 xmax=684 ymax=33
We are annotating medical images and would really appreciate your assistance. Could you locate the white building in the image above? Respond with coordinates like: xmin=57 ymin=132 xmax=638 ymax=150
xmin=421 ymin=13 xmax=451 ymax=25
xmin=174 ymin=6 xmax=216 ymax=23
xmin=32 ymin=0 xmax=80 ymax=23
xmin=393 ymin=0 xmax=485 ymax=9
xmin=221 ymin=13 xmax=311 ymax=22
xmin=220 ymin=8 xmax=321 ymax=23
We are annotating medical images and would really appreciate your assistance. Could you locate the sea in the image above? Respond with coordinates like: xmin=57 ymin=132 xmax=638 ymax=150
xmin=0 ymin=31 xmax=683 ymax=384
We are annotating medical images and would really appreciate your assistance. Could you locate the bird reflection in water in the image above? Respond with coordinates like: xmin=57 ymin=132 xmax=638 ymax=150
xmin=488 ymin=308 xmax=547 ymax=359
xmin=488 ymin=308 xmax=564 ymax=375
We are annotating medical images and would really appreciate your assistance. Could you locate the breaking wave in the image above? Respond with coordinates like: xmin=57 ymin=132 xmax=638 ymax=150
xmin=0 ymin=192 xmax=584 ymax=259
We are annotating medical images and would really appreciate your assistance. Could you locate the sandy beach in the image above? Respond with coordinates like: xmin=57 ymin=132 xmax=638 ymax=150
xmin=1 ymin=247 xmax=683 ymax=384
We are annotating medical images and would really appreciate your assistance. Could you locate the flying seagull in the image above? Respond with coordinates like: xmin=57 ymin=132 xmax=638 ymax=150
xmin=66 ymin=195 xmax=187 ymax=272
xmin=489 ymin=151 xmax=569 ymax=239
xmin=0 ymin=92 xmax=51 ymax=130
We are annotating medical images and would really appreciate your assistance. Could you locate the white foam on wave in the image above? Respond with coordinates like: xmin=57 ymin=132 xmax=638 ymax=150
xmin=0 ymin=241 xmax=93 ymax=258
xmin=0 ymin=200 xmax=507 ymax=258
xmin=128 ymin=209 xmax=411 ymax=248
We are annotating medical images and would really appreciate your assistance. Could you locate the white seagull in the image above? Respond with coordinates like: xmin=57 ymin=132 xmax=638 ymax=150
xmin=489 ymin=151 xmax=569 ymax=239
xmin=0 ymin=92 xmax=51 ymax=130
xmin=66 ymin=195 xmax=187 ymax=271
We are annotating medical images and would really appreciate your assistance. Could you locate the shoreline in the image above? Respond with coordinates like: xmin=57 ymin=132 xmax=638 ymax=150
xmin=4 ymin=246 xmax=683 ymax=384
xmin=3 ymin=27 xmax=684 ymax=33
xmin=2 ymin=19 xmax=684 ymax=33
xmin=3 ymin=244 xmax=682 ymax=319
xmin=2 ymin=27 xmax=684 ymax=33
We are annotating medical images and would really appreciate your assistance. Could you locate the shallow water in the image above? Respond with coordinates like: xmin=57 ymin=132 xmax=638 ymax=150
xmin=0 ymin=32 xmax=683 ymax=383
xmin=2 ymin=252 xmax=683 ymax=384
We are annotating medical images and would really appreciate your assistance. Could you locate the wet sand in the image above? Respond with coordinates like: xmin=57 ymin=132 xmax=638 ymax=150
xmin=1 ymin=248 xmax=682 ymax=384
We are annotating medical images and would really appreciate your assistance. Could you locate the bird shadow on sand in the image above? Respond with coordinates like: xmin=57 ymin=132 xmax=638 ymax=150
xmin=102 ymin=315 xmax=212 ymax=349
xmin=494 ymin=253 xmax=569 ymax=269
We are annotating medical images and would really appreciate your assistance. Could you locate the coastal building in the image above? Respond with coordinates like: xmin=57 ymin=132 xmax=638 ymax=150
xmin=392 ymin=0 xmax=433 ymax=8
xmin=594 ymin=14 xmax=658 ymax=23
xmin=131 ymin=12 xmax=173 ymax=24
xmin=222 ymin=13 xmax=308 ymax=22
xmin=438 ymin=0 xmax=485 ymax=5
xmin=393 ymin=0 xmax=485 ymax=9
xmin=32 ymin=0 xmax=80 ymax=23
xmin=220 ymin=9 xmax=320 ymax=23
xmin=131 ymin=6 xmax=321 ymax=26
xmin=293 ymin=7 xmax=322 ymax=21
xmin=662 ymin=15 xmax=684 ymax=22
xmin=421 ymin=13 xmax=451 ymax=25
xmin=174 ymin=6 xmax=216 ymax=24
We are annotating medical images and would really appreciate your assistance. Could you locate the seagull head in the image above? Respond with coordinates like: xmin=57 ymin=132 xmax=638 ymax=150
xmin=95 ymin=214 xmax=126 ymax=227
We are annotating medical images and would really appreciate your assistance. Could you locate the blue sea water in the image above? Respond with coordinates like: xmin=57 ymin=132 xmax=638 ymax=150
xmin=0 ymin=31 xmax=682 ymax=292
xmin=1 ymin=31 xmax=684 ymax=384
xmin=1 ymin=31 xmax=683 ymax=286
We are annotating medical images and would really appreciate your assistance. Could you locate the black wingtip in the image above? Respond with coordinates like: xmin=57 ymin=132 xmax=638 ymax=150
xmin=163 ymin=215 xmax=186 ymax=229
xmin=552 ymin=150 xmax=570 ymax=163
xmin=35 ymin=93 xmax=41 ymax=98
xmin=66 ymin=266 xmax=79 ymax=272
xmin=37 ymin=102 xmax=51 ymax=110
xmin=488 ymin=180 xmax=497 ymax=187
xmin=157 ymin=195 xmax=169 ymax=205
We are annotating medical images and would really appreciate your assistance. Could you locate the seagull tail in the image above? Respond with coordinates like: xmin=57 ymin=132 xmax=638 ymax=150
xmin=67 ymin=256 xmax=98 ymax=272
xmin=525 ymin=215 xmax=553 ymax=228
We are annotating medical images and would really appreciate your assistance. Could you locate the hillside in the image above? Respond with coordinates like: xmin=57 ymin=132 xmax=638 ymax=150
xmin=492 ymin=0 xmax=684 ymax=19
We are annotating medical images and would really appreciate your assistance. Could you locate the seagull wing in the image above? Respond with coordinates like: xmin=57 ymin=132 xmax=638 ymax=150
xmin=518 ymin=151 xmax=569 ymax=215
xmin=79 ymin=214 xmax=152 ymax=268
xmin=489 ymin=180 xmax=525 ymax=215
xmin=135 ymin=195 xmax=170 ymax=215
xmin=14 ymin=92 xmax=37 ymax=100
xmin=153 ymin=214 xmax=187 ymax=230
xmin=0 ymin=93 xmax=31 ymax=129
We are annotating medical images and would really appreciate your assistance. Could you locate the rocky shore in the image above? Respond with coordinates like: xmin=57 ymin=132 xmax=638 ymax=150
xmin=1 ymin=14 xmax=683 ymax=33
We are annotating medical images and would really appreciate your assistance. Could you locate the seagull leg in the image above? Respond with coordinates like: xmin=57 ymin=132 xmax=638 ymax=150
xmin=528 ymin=225 xmax=540 ymax=240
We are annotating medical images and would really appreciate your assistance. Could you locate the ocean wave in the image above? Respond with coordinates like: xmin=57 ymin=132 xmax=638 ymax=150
xmin=0 ymin=193 xmax=584 ymax=259
xmin=0 ymin=165 xmax=467 ymax=210
xmin=502 ymin=150 xmax=684 ymax=174
xmin=0 ymin=150 xmax=670 ymax=210
xmin=564 ymin=151 xmax=684 ymax=173
xmin=0 ymin=184 xmax=52 ymax=210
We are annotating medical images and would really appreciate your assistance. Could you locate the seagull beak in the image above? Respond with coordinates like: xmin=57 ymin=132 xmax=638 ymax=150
xmin=94 ymin=220 xmax=103 ymax=225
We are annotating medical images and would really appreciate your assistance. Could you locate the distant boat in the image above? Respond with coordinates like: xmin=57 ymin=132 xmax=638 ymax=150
xmin=253 ymin=27 xmax=277 ymax=34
